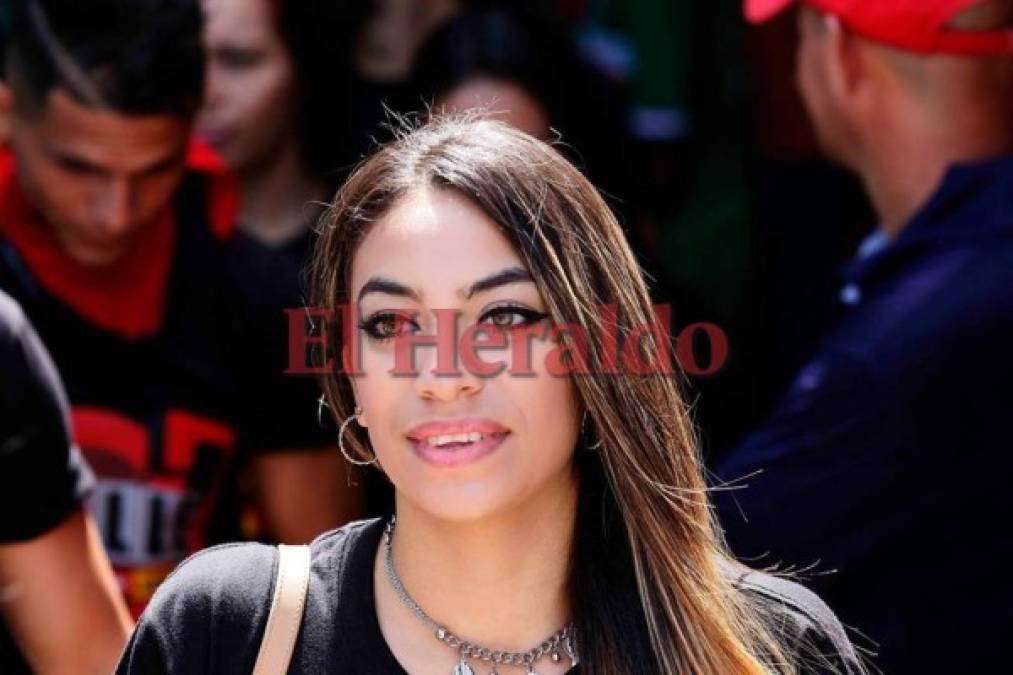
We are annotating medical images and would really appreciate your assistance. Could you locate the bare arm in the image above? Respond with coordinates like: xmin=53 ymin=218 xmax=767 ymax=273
xmin=0 ymin=508 xmax=131 ymax=675
xmin=250 ymin=448 xmax=364 ymax=543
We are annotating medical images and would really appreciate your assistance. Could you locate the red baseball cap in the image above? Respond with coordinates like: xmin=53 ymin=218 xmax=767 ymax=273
xmin=744 ymin=0 xmax=1013 ymax=56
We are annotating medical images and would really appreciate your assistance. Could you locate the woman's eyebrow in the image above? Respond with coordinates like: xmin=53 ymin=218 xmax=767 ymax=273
xmin=357 ymin=277 xmax=419 ymax=303
xmin=462 ymin=266 xmax=533 ymax=300
xmin=356 ymin=266 xmax=533 ymax=304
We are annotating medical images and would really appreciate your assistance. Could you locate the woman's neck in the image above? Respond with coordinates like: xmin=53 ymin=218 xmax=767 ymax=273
xmin=235 ymin=139 xmax=329 ymax=247
xmin=374 ymin=477 xmax=579 ymax=675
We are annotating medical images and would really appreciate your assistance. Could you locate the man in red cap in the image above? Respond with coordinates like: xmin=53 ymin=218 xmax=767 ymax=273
xmin=715 ymin=1 xmax=1012 ymax=672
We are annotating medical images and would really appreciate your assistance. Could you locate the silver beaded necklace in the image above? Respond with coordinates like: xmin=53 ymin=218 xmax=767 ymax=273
xmin=382 ymin=516 xmax=579 ymax=675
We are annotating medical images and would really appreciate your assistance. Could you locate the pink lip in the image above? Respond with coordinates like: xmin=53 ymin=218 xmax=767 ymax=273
xmin=406 ymin=418 xmax=510 ymax=467
xmin=406 ymin=418 xmax=509 ymax=440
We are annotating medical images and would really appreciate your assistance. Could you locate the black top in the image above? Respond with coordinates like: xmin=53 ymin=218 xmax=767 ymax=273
xmin=0 ymin=290 xmax=93 ymax=541
xmin=0 ymin=167 xmax=332 ymax=616
xmin=0 ymin=289 xmax=94 ymax=672
xmin=118 ymin=518 xmax=866 ymax=674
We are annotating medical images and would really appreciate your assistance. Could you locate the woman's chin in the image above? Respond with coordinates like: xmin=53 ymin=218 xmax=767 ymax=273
xmin=400 ymin=481 xmax=520 ymax=523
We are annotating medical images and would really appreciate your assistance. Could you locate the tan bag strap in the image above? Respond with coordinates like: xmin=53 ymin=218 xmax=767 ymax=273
xmin=252 ymin=544 xmax=311 ymax=675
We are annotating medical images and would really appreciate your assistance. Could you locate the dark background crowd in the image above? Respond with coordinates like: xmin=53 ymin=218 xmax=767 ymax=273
xmin=0 ymin=0 xmax=1010 ymax=673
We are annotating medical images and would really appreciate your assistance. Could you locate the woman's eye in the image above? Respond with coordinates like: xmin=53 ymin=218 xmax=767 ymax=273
xmin=358 ymin=312 xmax=417 ymax=342
xmin=479 ymin=307 xmax=548 ymax=329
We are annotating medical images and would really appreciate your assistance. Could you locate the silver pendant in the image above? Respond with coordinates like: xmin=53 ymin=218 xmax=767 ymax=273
xmin=564 ymin=636 xmax=578 ymax=666
xmin=452 ymin=658 xmax=475 ymax=675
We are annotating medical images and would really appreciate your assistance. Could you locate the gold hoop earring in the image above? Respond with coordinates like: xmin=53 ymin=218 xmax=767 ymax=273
xmin=581 ymin=410 xmax=603 ymax=450
xmin=338 ymin=406 xmax=377 ymax=466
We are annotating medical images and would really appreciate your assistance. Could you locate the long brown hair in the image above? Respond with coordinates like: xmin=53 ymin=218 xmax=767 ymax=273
xmin=311 ymin=114 xmax=796 ymax=674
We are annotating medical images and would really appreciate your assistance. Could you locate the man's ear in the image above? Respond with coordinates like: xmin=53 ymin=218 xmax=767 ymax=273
xmin=0 ymin=81 xmax=12 ymax=145
xmin=822 ymin=13 xmax=866 ymax=106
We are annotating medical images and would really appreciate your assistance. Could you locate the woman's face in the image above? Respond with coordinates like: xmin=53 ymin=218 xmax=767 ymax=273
xmin=197 ymin=0 xmax=297 ymax=173
xmin=349 ymin=188 xmax=581 ymax=522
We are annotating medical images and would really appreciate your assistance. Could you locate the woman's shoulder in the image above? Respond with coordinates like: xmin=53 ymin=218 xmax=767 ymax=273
xmin=117 ymin=518 xmax=386 ymax=674
xmin=149 ymin=517 xmax=383 ymax=609
xmin=719 ymin=559 xmax=870 ymax=674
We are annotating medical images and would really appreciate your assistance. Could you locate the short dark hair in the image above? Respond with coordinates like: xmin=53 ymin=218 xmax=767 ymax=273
xmin=409 ymin=2 xmax=635 ymax=218
xmin=3 ymin=0 xmax=204 ymax=118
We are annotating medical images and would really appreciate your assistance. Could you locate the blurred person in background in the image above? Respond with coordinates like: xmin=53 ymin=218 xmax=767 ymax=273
xmin=0 ymin=0 xmax=360 ymax=617
xmin=343 ymin=0 xmax=459 ymax=162
xmin=197 ymin=0 xmax=370 ymax=254
xmin=198 ymin=0 xmax=392 ymax=519
xmin=409 ymin=0 xmax=670 ymax=304
xmin=715 ymin=0 xmax=1013 ymax=671
xmin=1 ymin=289 xmax=130 ymax=674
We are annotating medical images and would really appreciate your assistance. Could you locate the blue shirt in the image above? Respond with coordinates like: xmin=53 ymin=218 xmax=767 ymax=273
xmin=714 ymin=155 xmax=1013 ymax=673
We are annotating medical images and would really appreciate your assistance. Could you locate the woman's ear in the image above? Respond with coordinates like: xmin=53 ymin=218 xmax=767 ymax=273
xmin=349 ymin=381 xmax=367 ymax=427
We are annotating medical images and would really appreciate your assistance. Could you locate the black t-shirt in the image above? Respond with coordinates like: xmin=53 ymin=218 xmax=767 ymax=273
xmin=0 ymin=289 xmax=94 ymax=672
xmin=118 ymin=518 xmax=866 ymax=675
xmin=0 ymin=164 xmax=331 ymax=616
